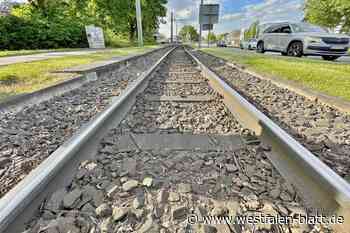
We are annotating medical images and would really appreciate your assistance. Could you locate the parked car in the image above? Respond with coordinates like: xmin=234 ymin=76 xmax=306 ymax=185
xmin=217 ymin=41 xmax=227 ymax=47
xmin=247 ymin=38 xmax=258 ymax=50
xmin=256 ymin=22 xmax=350 ymax=61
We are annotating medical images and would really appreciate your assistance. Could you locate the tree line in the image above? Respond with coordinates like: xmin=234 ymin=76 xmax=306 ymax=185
xmin=304 ymin=0 xmax=350 ymax=33
xmin=178 ymin=25 xmax=224 ymax=43
xmin=0 ymin=0 xmax=167 ymax=50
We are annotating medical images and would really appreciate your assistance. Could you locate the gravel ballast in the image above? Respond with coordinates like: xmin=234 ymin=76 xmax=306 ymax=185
xmin=0 ymin=47 xmax=172 ymax=197
xmin=193 ymin=50 xmax=350 ymax=181
xmin=21 ymin=48 xmax=333 ymax=233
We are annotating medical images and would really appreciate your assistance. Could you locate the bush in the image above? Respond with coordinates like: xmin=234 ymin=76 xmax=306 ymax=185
xmin=0 ymin=5 xmax=88 ymax=50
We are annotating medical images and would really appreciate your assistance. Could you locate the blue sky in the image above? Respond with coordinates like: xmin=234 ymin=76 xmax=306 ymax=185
xmin=159 ymin=0 xmax=305 ymax=36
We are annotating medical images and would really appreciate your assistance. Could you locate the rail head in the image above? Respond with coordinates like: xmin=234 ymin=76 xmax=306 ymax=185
xmin=0 ymin=46 xmax=177 ymax=233
xmin=185 ymin=47 xmax=350 ymax=232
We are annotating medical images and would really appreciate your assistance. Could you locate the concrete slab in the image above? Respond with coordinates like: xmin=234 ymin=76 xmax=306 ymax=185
xmin=209 ymin=135 xmax=244 ymax=151
xmin=163 ymin=79 xmax=206 ymax=84
xmin=145 ymin=95 xmax=215 ymax=102
xmin=115 ymin=134 xmax=138 ymax=151
xmin=132 ymin=133 xmax=244 ymax=151
xmin=169 ymin=71 xmax=199 ymax=75
xmin=133 ymin=134 xmax=214 ymax=151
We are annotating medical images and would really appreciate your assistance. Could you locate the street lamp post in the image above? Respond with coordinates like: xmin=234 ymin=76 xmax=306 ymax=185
xmin=135 ymin=0 xmax=143 ymax=47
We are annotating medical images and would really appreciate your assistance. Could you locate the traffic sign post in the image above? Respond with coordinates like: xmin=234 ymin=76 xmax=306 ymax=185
xmin=199 ymin=3 xmax=219 ymax=48
xmin=199 ymin=0 xmax=204 ymax=48
xmin=199 ymin=4 xmax=219 ymax=25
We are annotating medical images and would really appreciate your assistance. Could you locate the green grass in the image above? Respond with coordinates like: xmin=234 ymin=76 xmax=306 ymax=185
xmin=0 ymin=45 xmax=158 ymax=100
xmin=202 ymin=48 xmax=350 ymax=101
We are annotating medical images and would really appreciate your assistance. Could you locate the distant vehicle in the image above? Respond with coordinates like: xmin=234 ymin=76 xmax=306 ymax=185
xmin=257 ymin=22 xmax=350 ymax=61
xmin=240 ymin=41 xmax=248 ymax=49
xmin=216 ymin=41 xmax=227 ymax=47
xmin=247 ymin=38 xmax=258 ymax=50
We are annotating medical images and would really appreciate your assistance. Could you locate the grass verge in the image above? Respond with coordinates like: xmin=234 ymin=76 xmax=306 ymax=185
xmin=202 ymin=48 xmax=350 ymax=102
xmin=0 ymin=45 xmax=158 ymax=101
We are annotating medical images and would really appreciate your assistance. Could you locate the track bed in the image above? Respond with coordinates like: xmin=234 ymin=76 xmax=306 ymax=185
xmin=0 ymin=47 xmax=171 ymax=198
xmin=17 ymin=48 xmax=334 ymax=233
xmin=192 ymin=50 xmax=350 ymax=181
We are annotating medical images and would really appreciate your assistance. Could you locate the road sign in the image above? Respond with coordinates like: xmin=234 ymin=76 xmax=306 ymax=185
xmin=202 ymin=24 xmax=213 ymax=31
xmin=200 ymin=15 xmax=219 ymax=25
xmin=199 ymin=4 xmax=219 ymax=25
xmin=85 ymin=25 xmax=105 ymax=49
xmin=200 ymin=4 xmax=219 ymax=15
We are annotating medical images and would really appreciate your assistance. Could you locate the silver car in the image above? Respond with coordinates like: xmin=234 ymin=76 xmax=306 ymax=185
xmin=257 ymin=22 xmax=350 ymax=61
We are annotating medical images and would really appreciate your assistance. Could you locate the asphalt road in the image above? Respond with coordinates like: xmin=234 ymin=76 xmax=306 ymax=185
xmin=222 ymin=47 xmax=350 ymax=64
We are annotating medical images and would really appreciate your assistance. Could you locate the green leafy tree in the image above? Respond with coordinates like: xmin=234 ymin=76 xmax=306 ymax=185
xmin=207 ymin=32 xmax=216 ymax=42
xmin=217 ymin=33 xmax=228 ymax=41
xmin=93 ymin=0 xmax=167 ymax=41
xmin=305 ymin=0 xmax=350 ymax=33
xmin=179 ymin=25 xmax=199 ymax=41
xmin=0 ymin=0 xmax=168 ymax=49
xmin=243 ymin=29 xmax=249 ymax=41
xmin=245 ymin=20 xmax=259 ymax=40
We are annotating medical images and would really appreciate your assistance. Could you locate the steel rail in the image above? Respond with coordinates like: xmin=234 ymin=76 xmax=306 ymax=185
xmin=0 ymin=46 xmax=177 ymax=233
xmin=185 ymin=48 xmax=350 ymax=233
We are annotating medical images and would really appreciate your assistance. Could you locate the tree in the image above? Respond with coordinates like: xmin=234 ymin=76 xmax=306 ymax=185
xmin=93 ymin=0 xmax=167 ymax=41
xmin=207 ymin=32 xmax=216 ymax=42
xmin=304 ymin=0 xmax=350 ymax=33
xmin=217 ymin=33 xmax=228 ymax=41
xmin=245 ymin=20 xmax=259 ymax=40
xmin=0 ymin=0 xmax=168 ymax=49
xmin=179 ymin=25 xmax=199 ymax=42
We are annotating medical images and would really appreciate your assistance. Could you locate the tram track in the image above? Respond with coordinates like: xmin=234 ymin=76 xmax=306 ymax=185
xmin=0 ymin=46 xmax=349 ymax=233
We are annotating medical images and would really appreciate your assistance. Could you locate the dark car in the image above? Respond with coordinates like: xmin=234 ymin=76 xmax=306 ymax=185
xmin=217 ymin=41 xmax=227 ymax=47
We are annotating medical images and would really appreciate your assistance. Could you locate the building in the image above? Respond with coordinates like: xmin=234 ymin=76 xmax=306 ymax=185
xmin=224 ymin=30 xmax=241 ymax=47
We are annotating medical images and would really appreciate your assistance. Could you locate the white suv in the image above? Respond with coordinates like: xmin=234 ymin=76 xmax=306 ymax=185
xmin=257 ymin=22 xmax=350 ymax=61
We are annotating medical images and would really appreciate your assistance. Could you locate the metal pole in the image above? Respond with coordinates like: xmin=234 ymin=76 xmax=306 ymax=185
xmin=170 ymin=11 xmax=174 ymax=43
xmin=208 ymin=28 xmax=210 ymax=48
xmin=199 ymin=0 xmax=203 ymax=48
xmin=135 ymin=0 xmax=143 ymax=47
xmin=175 ymin=18 xmax=178 ymax=42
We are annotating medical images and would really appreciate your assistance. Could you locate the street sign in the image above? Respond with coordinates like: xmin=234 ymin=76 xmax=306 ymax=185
xmin=200 ymin=4 xmax=219 ymax=15
xmin=200 ymin=15 xmax=219 ymax=25
xmin=202 ymin=24 xmax=213 ymax=31
xmin=199 ymin=4 xmax=219 ymax=25
xmin=85 ymin=25 xmax=105 ymax=49
xmin=199 ymin=3 xmax=219 ymax=49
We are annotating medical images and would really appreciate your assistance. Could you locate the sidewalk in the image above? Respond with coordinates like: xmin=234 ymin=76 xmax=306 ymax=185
xmin=0 ymin=49 xmax=110 ymax=66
